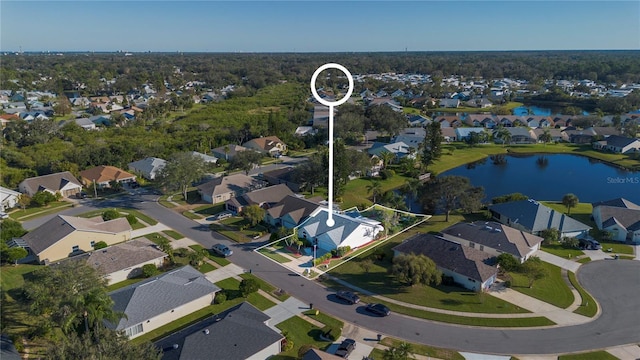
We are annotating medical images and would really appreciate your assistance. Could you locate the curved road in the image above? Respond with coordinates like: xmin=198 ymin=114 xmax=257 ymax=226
xmin=28 ymin=196 xmax=640 ymax=355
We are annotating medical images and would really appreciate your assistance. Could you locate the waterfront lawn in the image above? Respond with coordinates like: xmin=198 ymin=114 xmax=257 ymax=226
xmin=508 ymin=261 xmax=574 ymax=308
xmin=540 ymin=201 xmax=594 ymax=227
xmin=340 ymin=175 xmax=412 ymax=210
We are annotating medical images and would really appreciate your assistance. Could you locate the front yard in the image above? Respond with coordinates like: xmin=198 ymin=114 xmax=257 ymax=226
xmin=506 ymin=261 xmax=574 ymax=309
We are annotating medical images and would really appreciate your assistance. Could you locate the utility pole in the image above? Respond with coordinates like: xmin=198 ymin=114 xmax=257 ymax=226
xmin=93 ymin=179 xmax=98 ymax=198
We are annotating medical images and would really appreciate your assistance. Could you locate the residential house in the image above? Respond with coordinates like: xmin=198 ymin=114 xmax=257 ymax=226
xmin=108 ymin=266 xmax=220 ymax=339
xmin=16 ymin=215 xmax=132 ymax=263
xmin=196 ymin=173 xmax=263 ymax=204
xmin=531 ymin=128 xmax=567 ymax=143
xmin=368 ymin=97 xmax=403 ymax=112
xmin=0 ymin=113 xmax=20 ymax=127
xmin=128 ymin=157 xmax=167 ymax=180
xmin=66 ymin=117 xmax=97 ymax=130
xmin=294 ymin=126 xmax=317 ymax=137
xmin=489 ymin=199 xmax=592 ymax=238
xmin=563 ymin=128 xmax=597 ymax=144
xmin=243 ymin=136 xmax=287 ymax=157
xmin=89 ymin=114 xmax=112 ymax=126
xmin=0 ymin=186 xmax=21 ymax=212
xmin=155 ymin=302 xmax=283 ymax=360
xmin=455 ymin=128 xmax=487 ymax=142
xmin=495 ymin=127 xmax=535 ymax=144
xmin=190 ymin=151 xmax=218 ymax=164
xmin=440 ymin=127 xmax=456 ymax=142
xmin=313 ymin=105 xmax=331 ymax=128
xmin=465 ymin=115 xmax=496 ymax=128
xmin=211 ymin=144 xmax=248 ymax=161
xmin=368 ymin=142 xmax=414 ymax=161
xmin=19 ymin=171 xmax=83 ymax=198
xmin=265 ymin=195 xmax=322 ymax=229
xmin=587 ymin=127 xmax=621 ymax=138
xmin=392 ymin=128 xmax=426 ymax=149
xmin=592 ymin=198 xmax=640 ymax=243
xmin=552 ymin=116 xmax=574 ymax=128
xmin=297 ymin=208 xmax=383 ymax=252
xmin=435 ymin=115 xmax=462 ymax=128
xmin=439 ymin=98 xmax=460 ymax=108
xmin=496 ymin=116 xmax=519 ymax=127
xmin=261 ymin=167 xmax=302 ymax=192
xmin=302 ymin=348 xmax=344 ymax=360
xmin=407 ymin=114 xmax=431 ymax=127
xmin=79 ymin=165 xmax=137 ymax=188
xmin=85 ymin=238 xmax=166 ymax=285
xmin=593 ymin=135 xmax=640 ymax=154
xmin=225 ymin=184 xmax=293 ymax=215
xmin=393 ymin=233 xmax=498 ymax=292
xmin=439 ymin=221 xmax=544 ymax=263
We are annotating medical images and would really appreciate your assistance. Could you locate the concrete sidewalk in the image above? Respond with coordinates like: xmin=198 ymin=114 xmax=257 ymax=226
xmin=263 ymin=297 xmax=311 ymax=327
xmin=536 ymin=251 xmax=581 ymax=272
xmin=130 ymin=222 xmax=170 ymax=238
xmin=204 ymin=263 xmax=245 ymax=283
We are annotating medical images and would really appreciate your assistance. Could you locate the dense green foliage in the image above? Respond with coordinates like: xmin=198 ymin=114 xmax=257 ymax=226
xmin=391 ymin=253 xmax=442 ymax=287
xmin=0 ymin=219 xmax=27 ymax=242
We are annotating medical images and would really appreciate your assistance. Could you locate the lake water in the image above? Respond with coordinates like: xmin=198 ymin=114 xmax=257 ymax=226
xmin=512 ymin=106 xmax=589 ymax=116
xmin=439 ymin=154 xmax=640 ymax=204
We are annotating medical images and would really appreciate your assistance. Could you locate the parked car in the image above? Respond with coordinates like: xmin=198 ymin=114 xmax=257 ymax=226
xmin=335 ymin=338 xmax=356 ymax=358
xmin=336 ymin=290 xmax=360 ymax=305
xmin=211 ymin=243 xmax=233 ymax=257
xmin=579 ymin=238 xmax=601 ymax=250
xmin=76 ymin=191 xmax=88 ymax=199
xmin=0 ymin=212 xmax=9 ymax=219
xmin=365 ymin=303 xmax=390 ymax=317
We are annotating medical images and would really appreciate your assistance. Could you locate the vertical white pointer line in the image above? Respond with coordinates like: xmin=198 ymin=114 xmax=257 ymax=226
xmin=327 ymin=105 xmax=334 ymax=227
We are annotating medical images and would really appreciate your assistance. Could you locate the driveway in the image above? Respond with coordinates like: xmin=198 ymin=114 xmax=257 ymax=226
xmin=536 ymin=250 xmax=581 ymax=272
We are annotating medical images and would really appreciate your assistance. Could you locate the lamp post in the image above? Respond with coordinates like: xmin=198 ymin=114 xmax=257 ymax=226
xmin=313 ymin=239 xmax=317 ymax=268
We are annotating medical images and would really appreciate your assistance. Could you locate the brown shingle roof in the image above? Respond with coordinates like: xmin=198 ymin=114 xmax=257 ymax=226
xmin=266 ymin=195 xmax=322 ymax=224
xmin=79 ymin=165 xmax=136 ymax=184
xmin=20 ymin=171 xmax=82 ymax=194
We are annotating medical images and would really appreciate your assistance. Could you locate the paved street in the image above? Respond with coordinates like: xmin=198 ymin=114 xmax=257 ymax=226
xmin=30 ymin=198 xmax=640 ymax=356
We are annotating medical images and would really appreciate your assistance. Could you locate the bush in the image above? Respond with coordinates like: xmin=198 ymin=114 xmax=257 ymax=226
xmin=214 ymin=292 xmax=227 ymax=304
xmin=504 ymin=280 xmax=512 ymax=288
xmin=31 ymin=191 xmax=57 ymax=206
xmin=141 ymin=264 xmax=159 ymax=277
xmin=336 ymin=246 xmax=351 ymax=257
xmin=561 ymin=236 xmax=579 ymax=249
xmin=320 ymin=326 xmax=337 ymax=341
xmin=497 ymin=253 xmax=521 ymax=272
xmin=125 ymin=214 xmax=138 ymax=225
xmin=239 ymin=278 xmax=259 ymax=297
xmin=93 ymin=241 xmax=108 ymax=250
xmin=102 ymin=209 xmax=121 ymax=221
xmin=380 ymin=169 xmax=395 ymax=180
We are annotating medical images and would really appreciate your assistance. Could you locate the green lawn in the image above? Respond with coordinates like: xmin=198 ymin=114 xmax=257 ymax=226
xmin=143 ymin=232 xmax=170 ymax=245
xmin=239 ymin=273 xmax=290 ymax=301
xmin=106 ymin=277 xmax=146 ymax=292
xmin=302 ymin=310 xmax=344 ymax=333
xmin=558 ymin=351 xmax=619 ymax=360
xmin=568 ymin=271 xmax=597 ymax=317
xmin=189 ymin=244 xmax=231 ymax=266
xmin=163 ymin=230 xmax=185 ymax=240
xmin=508 ymin=262 xmax=574 ymax=308
xmin=379 ymin=337 xmax=465 ymax=360
xmin=77 ymin=208 xmax=158 ymax=225
xmin=198 ymin=262 xmax=216 ymax=274
xmin=274 ymin=316 xmax=333 ymax=358
xmin=9 ymin=201 xmax=73 ymax=220
xmin=340 ymin=174 xmax=412 ymax=209
xmin=541 ymin=243 xmax=584 ymax=259
xmin=194 ymin=203 xmax=225 ymax=216
xmin=214 ymin=278 xmax=276 ymax=311
xmin=598 ymin=241 xmax=634 ymax=255
xmin=182 ymin=210 xmax=203 ymax=220
xmin=540 ymin=201 xmax=594 ymax=227
xmin=0 ymin=264 xmax=42 ymax=291
xmin=258 ymin=248 xmax=293 ymax=263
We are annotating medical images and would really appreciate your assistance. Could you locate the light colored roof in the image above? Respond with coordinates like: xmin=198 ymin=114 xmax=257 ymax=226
xmin=20 ymin=171 xmax=82 ymax=194
xmin=393 ymin=233 xmax=498 ymax=282
xmin=21 ymin=215 xmax=132 ymax=255
xmin=300 ymin=208 xmax=381 ymax=247
xmin=489 ymin=200 xmax=592 ymax=235
xmin=79 ymin=165 xmax=136 ymax=183
xmin=440 ymin=221 xmax=544 ymax=259
xmin=86 ymin=238 xmax=166 ymax=275
xmin=128 ymin=157 xmax=166 ymax=177
xmin=108 ymin=265 xmax=220 ymax=331
xmin=190 ymin=151 xmax=218 ymax=163
xmin=0 ymin=186 xmax=20 ymax=197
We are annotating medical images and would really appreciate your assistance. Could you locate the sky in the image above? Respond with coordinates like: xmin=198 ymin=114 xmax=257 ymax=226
xmin=1 ymin=1 xmax=639 ymax=52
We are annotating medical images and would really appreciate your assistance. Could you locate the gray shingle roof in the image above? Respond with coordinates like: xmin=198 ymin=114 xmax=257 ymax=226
xmin=440 ymin=221 xmax=543 ymax=259
xmin=598 ymin=206 xmax=640 ymax=232
xmin=592 ymin=198 xmax=640 ymax=210
xmin=20 ymin=171 xmax=82 ymax=194
xmin=601 ymin=135 xmax=640 ymax=148
xmin=156 ymin=302 xmax=283 ymax=360
xmin=393 ymin=233 xmax=497 ymax=282
xmin=87 ymin=238 xmax=166 ymax=275
xmin=196 ymin=173 xmax=261 ymax=199
xmin=489 ymin=200 xmax=592 ymax=235
xmin=128 ymin=157 xmax=167 ymax=179
xmin=108 ymin=266 xmax=220 ymax=331
xmin=227 ymin=184 xmax=293 ymax=209
xmin=267 ymin=195 xmax=322 ymax=225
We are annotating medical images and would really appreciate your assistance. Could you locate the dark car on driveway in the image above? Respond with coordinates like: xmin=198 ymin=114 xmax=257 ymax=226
xmin=335 ymin=338 xmax=356 ymax=358
xmin=336 ymin=290 xmax=360 ymax=305
xmin=211 ymin=243 xmax=233 ymax=257
xmin=365 ymin=303 xmax=390 ymax=317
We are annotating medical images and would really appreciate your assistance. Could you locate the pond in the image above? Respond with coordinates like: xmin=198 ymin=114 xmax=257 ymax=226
xmin=439 ymin=153 xmax=640 ymax=204
xmin=512 ymin=105 xmax=589 ymax=116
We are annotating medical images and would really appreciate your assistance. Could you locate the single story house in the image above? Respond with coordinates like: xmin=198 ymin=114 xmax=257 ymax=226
xmin=190 ymin=151 xmax=218 ymax=164
xmin=243 ymin=136 xmax=287 ymax=156
xmin=0 ymin=186 xmax=21 ymax=212
xmin=128 ymin=157 xmax=167 ymax=180
xmin=196 ymin=173 xmax=264 ymax=204
xmin=79 ymin=165 xmax=137 ymax=188
xmin=592 ymin=198 xmax=640 ymax=243
xmin=85 ymin=237 xmax=166 ymax=285
xmin=393 ymin=233 xmax=498 ymax=292
xmin=435 ymin=115 xmax=462 ymax=128
xmin=407 ymin=114 xmax=431 ymax=127
xmin=439 ymin=221 xmax=544 ymax=263
xmin=298 ymin=208 xmax=383 ymax=252
xmin=392 ymin=128 xmax=426 ymax=149
xmin=440 ymin=127 xmax=456 ymax=142
xmin=64 ymin=117 xmax=97 ymax=130
xmin=563 ymin=128 xmax=597 ymax=144
xmin=17 ymin=215 xmax=132 ymax=264
xmin=108 ymin=265 xmax=220 ymax=339
xmin=261 ymin=167 xmax=302 ymax=192
xmin=465 ymin=115 xmax=496 ymax=128
xmin=225 ymin=184 xmax=293 ymax=215
xmin=531 ymin=128 xmax=567 ymax=143
xmin=211 ymin=144 xmax=248 ymax=161
xmin=489 ymin=199 xmax=592 ymax=238
xmin=439 ymin=98 xmax=460 ymax=108
xmin=18 ymin=171 xmax=83 ymax=198
xmin=368 ymin=141 xmax=414 ymax=162
xmin=592 ymin=135 xmax=640 ymax=154
xmin=302 ymin=348 xmax=344 ymax=360
xmin=455 ymin=127 xmax=487 ymax=142
xmin=494 ymin=127 xmax=535 ymax=144
xmin=265 ymin=195 xmax=323 ymax=229
xmin=295 ymin=126 xmax=317 ymax=137
xmin=155 ymin=302 xmax=283 ymax=360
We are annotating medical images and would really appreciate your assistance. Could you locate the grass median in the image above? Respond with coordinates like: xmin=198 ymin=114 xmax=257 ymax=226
xmin=568 ymin=271 xmax=597 ymax=317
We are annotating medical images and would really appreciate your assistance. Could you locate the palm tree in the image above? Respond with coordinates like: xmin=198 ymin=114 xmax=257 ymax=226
xmin=81 ymin=288 xmax=123 ymax=334
xmin=496 ymin=127 xmax=511 ymax=147
xmin=156 ymin=237 xmax=174 ymax=264
xmin=366 ymin=180 xmax=383 ymax=204
xmin=562 ymin=193 xmax=579 ymax=215
xmin=383 ymin=342 xmax=414 ymax=360
xmin=539 ymin=129 xmax=552 ymax=145
xmin=400 ymin=178 xmax=421 ymax=199
xmin=379 ymin=150 xmax=395 ymax=170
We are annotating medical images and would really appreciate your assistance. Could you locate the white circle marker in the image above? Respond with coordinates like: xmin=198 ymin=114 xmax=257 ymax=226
xmin=310 ymin=63 xmax=354 ymax=227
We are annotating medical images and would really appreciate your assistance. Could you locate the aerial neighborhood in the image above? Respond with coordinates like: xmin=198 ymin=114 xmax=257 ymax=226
xmin=1 ymin=51 xmax=640 ymax=360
